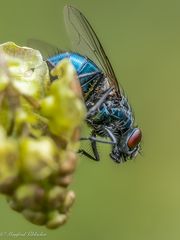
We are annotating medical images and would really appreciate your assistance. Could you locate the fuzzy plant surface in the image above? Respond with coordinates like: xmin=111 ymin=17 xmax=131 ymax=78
xmin=0 ymin=42 xmax=86 ymax=229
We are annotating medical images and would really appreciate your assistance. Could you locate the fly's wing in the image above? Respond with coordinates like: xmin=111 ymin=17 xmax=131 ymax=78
xmin=64 ymin=5 xmax=121 ymax=95
xmin=27 ymin=38 xmax=63 ymax=59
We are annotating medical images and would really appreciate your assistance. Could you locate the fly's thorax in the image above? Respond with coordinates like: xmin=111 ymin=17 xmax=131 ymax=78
xmin=108 ymin=96 xmax=141 ymax=162
xmin=86 ymin=94 xmax=133 ymax=130
xmin=102 ymin=95 xmax=134 ymax=132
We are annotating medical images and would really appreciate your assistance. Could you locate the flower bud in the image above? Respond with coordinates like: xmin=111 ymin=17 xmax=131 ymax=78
xmin=14 ymin=184 xmax=45 ymax=210
xmin=0 ymin=130 xmax=19 ymax=194
xmin=22 ymin=209 xmax=46 ymax=225
xmin=47 ymin=186 xmax=66 ymax=209
xmin=20 ymin=137 xmax=59 ymax=181
xmin=46 ymin=211 xmax=67 ymax=229
xmin=60 ymin=191 xmax=75 ymax=213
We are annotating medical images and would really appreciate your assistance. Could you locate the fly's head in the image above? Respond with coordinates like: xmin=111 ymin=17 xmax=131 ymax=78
xmin=110 ymin=127 xmax=142 ymax=163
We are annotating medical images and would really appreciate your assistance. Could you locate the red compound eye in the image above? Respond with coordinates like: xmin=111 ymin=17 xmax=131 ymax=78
xmin=127 ymin=128 xmax=142 ymax=149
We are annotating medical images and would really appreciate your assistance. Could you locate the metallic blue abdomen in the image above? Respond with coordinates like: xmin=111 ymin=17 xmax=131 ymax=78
xmin=48 ymin=53 xmax=133 ymax=133
xmin=48 ymin=52 xmax=102 ymax=93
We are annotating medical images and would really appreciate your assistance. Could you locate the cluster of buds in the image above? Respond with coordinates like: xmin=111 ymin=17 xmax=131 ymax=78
xmin=0 ymin=42 xmax=85 ymax=229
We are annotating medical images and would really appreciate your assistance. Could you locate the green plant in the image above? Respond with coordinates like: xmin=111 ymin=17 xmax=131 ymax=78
xmin=0 ymin=42 xmax=86 ymax=229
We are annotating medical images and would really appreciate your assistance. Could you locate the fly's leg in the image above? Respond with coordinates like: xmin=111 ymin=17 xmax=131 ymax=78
xmin=80 ymin=127 xmax=117 ymax=145
xmin=78 ymin=148 xmax=99 ymax=161
xmin=79 ymin=128 xmax=117 ymax=161
xmin=78 ymin=149 xmax=96 ymax=160
xmin=80 ymin=136 xmax=115 ymax=145
xmin=104 ymin=127 xmax=117 ymax=144
xmin=79 ymin=131 xmax=100 ymax=161
xmin=91 ymin=131 xmax=100 ymax=160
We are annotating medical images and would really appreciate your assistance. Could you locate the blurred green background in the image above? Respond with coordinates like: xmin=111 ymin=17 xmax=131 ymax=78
xmin=0 ymin=0 xmax=180 ymax=239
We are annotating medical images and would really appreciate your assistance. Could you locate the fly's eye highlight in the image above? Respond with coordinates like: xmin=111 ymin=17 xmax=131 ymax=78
xmin=127 ymin=128 xmax=142 ymax=149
